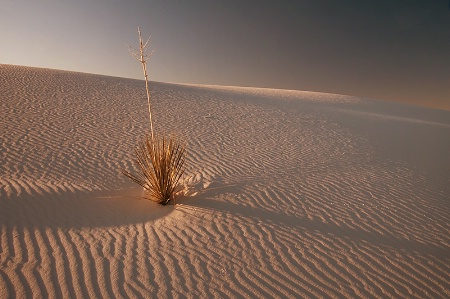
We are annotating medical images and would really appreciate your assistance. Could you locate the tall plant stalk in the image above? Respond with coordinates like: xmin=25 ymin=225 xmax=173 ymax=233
xmin=129 ymin=26 xmax=155 ymax=141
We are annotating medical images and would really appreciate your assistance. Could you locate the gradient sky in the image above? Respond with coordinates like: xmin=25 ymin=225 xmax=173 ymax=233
xmin=1 ymin=0 xmax=449 ymax=110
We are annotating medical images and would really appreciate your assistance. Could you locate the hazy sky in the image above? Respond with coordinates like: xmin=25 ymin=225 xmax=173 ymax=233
xmin=1 ymin=0 xmax=449 ymax=110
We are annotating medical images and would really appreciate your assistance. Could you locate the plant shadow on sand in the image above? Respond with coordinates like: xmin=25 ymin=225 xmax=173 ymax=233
xmin=177 ymin=180 xmax=448 ymax=259
xmin=0 ymin=186 xmax=172 ymax=229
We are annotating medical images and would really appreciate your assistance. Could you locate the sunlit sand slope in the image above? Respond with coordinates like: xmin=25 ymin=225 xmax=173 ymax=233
xmin=1 ymin=64 xmax=449 ymax=298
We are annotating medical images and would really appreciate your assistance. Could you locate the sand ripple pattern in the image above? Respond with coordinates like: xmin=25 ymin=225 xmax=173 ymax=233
xmin=1 ymin=64 xmax=450 ymax=298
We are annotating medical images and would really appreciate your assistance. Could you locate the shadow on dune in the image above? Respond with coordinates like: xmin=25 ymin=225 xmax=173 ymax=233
xmin=0 ymin=186 xmax=172 ymax=229
xmin=330 ymin=101 xmax=450 ymax=178
xmin=178 ymin=182 xmax=448 ymax=259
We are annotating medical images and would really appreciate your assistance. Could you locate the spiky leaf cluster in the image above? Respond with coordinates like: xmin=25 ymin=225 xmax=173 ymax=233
xmin=122 ymin=135 xmax=186 ymax=205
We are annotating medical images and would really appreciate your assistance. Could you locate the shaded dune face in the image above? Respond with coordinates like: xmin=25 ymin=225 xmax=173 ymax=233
xmin=1 ymin=64 xmax=449 ymax=298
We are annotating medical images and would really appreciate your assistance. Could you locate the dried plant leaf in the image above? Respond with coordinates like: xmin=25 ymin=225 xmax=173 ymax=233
xmin=122 ymin=134 xmax=186 ymax=205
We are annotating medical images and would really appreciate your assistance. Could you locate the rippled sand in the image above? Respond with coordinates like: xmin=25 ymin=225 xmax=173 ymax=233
xmin=1 ymin=64 xmax=449 ymax=298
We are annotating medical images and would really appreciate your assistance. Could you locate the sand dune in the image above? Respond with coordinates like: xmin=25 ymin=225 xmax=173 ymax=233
xmin=1 ymin=64 xmax=449 ymax=298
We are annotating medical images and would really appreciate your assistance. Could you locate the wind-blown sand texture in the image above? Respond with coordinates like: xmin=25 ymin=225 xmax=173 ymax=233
xmin=1 ymin=64 xmax=449 ymax=298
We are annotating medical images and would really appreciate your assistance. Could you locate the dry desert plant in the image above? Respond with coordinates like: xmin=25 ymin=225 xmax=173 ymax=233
xmin=122 ymin=27 xmax=186 ymax=205
xmin=122 ymin=134 xmax=186 ymax=205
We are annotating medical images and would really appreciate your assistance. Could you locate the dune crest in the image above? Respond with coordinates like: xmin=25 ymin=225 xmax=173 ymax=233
xmin=1 ymin=64 xmax=449 ymax=298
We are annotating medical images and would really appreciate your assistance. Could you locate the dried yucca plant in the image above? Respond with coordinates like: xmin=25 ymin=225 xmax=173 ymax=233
xmin=122 ymin=27 xmax=187 ymax=205
xmin=122 ymin=134 xmax=186 ymax=205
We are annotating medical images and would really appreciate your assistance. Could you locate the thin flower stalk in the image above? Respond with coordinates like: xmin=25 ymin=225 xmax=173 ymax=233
xmin=128 ymin=26 xmax=155 ymax=141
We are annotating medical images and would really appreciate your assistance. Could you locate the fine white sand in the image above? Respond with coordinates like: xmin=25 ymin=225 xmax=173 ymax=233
xmin=1 ymin=64 xmax=449 ymax=298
